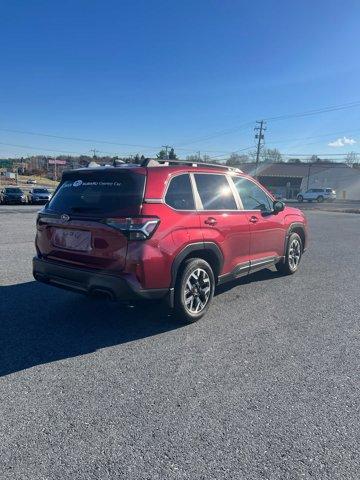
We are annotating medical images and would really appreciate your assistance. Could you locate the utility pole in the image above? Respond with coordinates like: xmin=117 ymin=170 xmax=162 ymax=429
xmin=306 ymin=162 xmax=312 ymax=190
xmin=254 ymin=120 xmax=266 ymax=179
xmin=90 ymin=148 xmax=99 ymax=159
xmin=197 ymin=151 xmax=201 ymax=162
xmin=162 ymin=145 xmax=171 ymax=160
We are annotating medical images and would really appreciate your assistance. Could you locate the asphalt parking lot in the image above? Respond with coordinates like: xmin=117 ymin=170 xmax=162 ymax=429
xmin=1 ymin=206 xmax=359 ymax=479
xmin=286 ymin=200 xmax=360 ymax=213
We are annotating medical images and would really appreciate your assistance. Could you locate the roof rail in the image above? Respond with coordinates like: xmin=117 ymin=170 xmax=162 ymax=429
xmin=140 ymin=158 xmax=242 ymax=173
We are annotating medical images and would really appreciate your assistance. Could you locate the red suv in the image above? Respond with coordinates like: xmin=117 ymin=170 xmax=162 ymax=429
xmin=33 ymin=159 xmax=307 ymax=322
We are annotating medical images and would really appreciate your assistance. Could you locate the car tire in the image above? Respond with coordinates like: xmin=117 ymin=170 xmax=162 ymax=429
xmin=297 ymin=195 xmax=303 ymax=202
xmin=174 ymin=258 xmax=215 ymax=323
xmin=276 ymin=233 xmax=302 ymax=275
xmin=317 ymin=196 xmax=324 ymax=203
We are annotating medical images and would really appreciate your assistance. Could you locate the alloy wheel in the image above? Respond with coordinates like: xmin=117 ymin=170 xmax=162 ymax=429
xmin=184 ymin=268 xmax=211 ymax=314
xmin=288 ymin=238 xmax=301 ymax=270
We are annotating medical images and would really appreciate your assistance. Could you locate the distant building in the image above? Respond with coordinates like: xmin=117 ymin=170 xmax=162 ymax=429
xmin=238 ymin=162 xmax=360 ymax=200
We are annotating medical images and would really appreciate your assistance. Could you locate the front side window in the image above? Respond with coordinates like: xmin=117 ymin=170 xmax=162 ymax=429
xmin=233 ymin=177 xmax=272 ymax=211
xmin=165 ymin=174 xmax=195 ymax=210
xmin=194 ymin=174 xmax=237 ymax=210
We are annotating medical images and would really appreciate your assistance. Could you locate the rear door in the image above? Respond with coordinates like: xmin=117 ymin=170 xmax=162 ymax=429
xmin=193 ymin=173 xmax=250 ymax=276
xmin=36 ymin=169 xmax=145 ymax=272
xmin=232 ymin=176 xmax=286 ymax=264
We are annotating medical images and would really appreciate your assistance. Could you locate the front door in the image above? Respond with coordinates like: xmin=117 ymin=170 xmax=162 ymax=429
xmin=232 ymin=176 xmax=286 ymax=266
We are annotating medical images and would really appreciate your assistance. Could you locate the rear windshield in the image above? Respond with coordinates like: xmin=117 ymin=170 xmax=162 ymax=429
xmin=47 ymin=171 xmax=145 ymax=215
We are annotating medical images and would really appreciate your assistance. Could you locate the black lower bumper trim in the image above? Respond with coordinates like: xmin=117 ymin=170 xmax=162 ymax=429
xmin=33 ymin=257 xmax=168 ymax=301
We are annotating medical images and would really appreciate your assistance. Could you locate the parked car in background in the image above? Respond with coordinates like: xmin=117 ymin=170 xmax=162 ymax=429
xmin=26 ymin=179 xmax=37 ymax=184
xmin=1 ymin=187 xmax=27 ymax=204
xmin=33 ymin=159 xmax=308 ymax=323
xmin=28 ymin=188 xmax=52 ymax=204
xmin=297 ymin=188 xmax=336 ymax=203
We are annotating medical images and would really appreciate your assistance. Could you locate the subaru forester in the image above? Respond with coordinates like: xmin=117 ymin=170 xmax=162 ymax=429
xmin=33 ymin=159 xmax=308 ymax=323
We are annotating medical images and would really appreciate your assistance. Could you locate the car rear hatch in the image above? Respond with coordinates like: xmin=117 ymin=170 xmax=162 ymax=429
xmin=36 ymin=168 xmax=146 ymax=272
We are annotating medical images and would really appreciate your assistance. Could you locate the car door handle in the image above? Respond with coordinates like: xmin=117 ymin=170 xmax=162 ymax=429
xmin=249 ymin=216 xmax=258 ymax=223
xmin=204 ymin=217 xmax=217 ymax=226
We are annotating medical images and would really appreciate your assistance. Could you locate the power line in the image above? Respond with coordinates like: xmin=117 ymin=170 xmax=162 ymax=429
xmin=0 ymin=126 xmax=246 ymax=156
xmin=207 ymin=145 xmax=255 ymax=160
xmin=174 ymin=100 xmax=360 ymax=146
xmin=174 ymin=122 xmax=254 ymax=146
xmin=1 ymin=99 xmax=360 ymax=157
xmin=264 ymin=101 xmax=360 ymax=122
xmin=0 ymin=141 xmax=86 ymax=156
xmin=263 ymin=128 xmax=360 ymax=147
xmin=0 ymin=141 xmax=130 ymax=157
xmin=1 ymin=100 xmax=359 ymax=153
xmin=0 ymin=128 xmax=161 ymax=150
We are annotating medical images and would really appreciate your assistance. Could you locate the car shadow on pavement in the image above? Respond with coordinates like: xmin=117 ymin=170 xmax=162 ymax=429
xmin=0 ymin=281 xmax=181 ymax=377
xmin=1 ymin=268 xmax=281 ymax=377
xmin=215 ymin=267 xmax=279 ymax=296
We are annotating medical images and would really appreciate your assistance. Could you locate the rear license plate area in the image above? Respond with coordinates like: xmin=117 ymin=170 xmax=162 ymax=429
xmin=52 ymin=228 xmax=92 ymax=252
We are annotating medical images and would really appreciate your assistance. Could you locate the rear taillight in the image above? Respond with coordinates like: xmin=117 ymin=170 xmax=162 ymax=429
xmin=104 ymin=216 xmax=159 ymax=240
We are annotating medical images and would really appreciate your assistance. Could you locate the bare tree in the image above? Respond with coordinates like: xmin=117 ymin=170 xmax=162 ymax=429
xmin=186 ymin=154 xmax=200 ymax=162
xmin=262 ymin=148 xmax=282 ymax=163
xmin=346 ymin=151 xmax=358 ymax=166
xmin=307 ymin=155 xmax=319 ymax=163
xmin=186 ymin=154 xmax=211 ymax=162
xmin=226 ymin=153 xmax=250 ymax=166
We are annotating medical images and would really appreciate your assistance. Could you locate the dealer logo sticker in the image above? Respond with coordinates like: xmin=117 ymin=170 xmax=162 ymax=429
xmin=73 ymin=180 xmax=83 ymax=187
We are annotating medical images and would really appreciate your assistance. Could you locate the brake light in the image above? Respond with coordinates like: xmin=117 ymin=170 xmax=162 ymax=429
xmin=104 ymin=216 xmax=159 ymax=240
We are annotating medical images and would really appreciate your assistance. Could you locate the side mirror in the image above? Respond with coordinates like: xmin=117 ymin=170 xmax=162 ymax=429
xmin=273 ymin=200 xmax=285 ymax=214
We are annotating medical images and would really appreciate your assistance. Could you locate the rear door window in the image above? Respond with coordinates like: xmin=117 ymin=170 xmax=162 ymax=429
xmin=47 ymin=171 xmax=145 ymax=215
xmin=165 ymin=174 xmax=195 ymax=210
xmin=194 ymin=174 xmax=237 ymax=210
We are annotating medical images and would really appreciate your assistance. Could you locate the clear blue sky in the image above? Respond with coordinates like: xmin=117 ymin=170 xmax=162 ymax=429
xmin=1 ymin=0 xmax=360 ymax=160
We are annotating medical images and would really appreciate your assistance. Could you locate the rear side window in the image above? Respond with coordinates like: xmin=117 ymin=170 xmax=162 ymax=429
xmin=47 ymin=171 xmax=145 ymax=215
xmin=194 ymin=174 xmax=237 ymax=210
xmin=165 ymin=174 xmax=195 ymax=210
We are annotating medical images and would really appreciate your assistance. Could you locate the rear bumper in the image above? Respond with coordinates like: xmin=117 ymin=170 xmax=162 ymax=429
xmin=33 ymin=257 xmax=169 ymax=301
xmin=3 ymin=198 xmax=26 ymax=204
